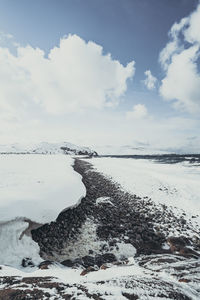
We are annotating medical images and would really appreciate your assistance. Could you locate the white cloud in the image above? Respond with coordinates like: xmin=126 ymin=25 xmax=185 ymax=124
xmin=160 ymin=45 xmax=200 ymax=113
xmin=144 ymin=70 xmax=157 ymax=90
xmin=0 ymin=34 xmax=135 ymax=116
xmin=159 ymin=3 xmax=200 ymax=113
xmin=184 ymin=4 xmax=200 ymax=44
xmin=126 ymin=104 xmax=148 ymax=120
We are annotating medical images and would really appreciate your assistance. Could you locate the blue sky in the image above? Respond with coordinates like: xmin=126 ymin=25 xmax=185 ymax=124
xmin=0 ymin=0 xmax=200 ymax=152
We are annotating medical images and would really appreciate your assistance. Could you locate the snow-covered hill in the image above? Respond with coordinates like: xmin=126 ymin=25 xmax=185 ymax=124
xmin=0 ymin=142 xmax=98 ymax=156
xmin=95 ymin=145 xmax=171 ymax=155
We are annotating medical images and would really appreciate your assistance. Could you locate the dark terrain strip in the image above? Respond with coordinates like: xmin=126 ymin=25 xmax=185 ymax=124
xmin=31 ymin=158 xmax=169 ymax=260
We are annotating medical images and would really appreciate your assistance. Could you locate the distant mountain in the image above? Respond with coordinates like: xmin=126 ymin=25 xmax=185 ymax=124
xmin=95 ymin=144 xmax=200 ymax=155
xmin=95 ymin=145 xmax=170 ymax=156
xmin=0 ymin=142 xmax=98 ymax=156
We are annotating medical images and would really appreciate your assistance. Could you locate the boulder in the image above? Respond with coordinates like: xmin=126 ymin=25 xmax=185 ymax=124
xmin=167 ymin=236 xmax=190 ymax=252
xmin=38 ymin=260 xmax=54 ymax=269
xmin=80 ymin=266 xmax=97 ymax=276
xmin=95 ymin=253 xmax=116 ymax=267
xmin=21 ymin=257 xmax=34 ymax=268
xmin=81 ymin=256 xmax=95 ymax=268
xmin=60 ymin=259 xmax=74 ymax=268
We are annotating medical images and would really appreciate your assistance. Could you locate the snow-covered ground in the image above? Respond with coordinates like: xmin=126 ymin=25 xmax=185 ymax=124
xmin=0 ymin=155 xmax=86 ymax=223
xmin=89 ymin=157 xmax=200 ymax=225
xmin=0 ymin=155 xmax=86 ymax=268
xmin=0 ymin=155 xmax=200 ymax=299
xmin=1 ymin=255 xmax=199 ymax=300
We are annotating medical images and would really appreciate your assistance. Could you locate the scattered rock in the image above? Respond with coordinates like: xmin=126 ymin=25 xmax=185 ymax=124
xmin=82 ymin=255 xmax=95 ymax=268
xmin=178 ymin=278 xmax=191 ymax=283
xmin=21 ymin=258 xmax=34 ymax=268
xmin=179 ymin=247 xmax=200 ymax=259
xmin=38 ymin=260 xmax=54 ymax=269
xmin=61 ymin=259 xmax=74 ymax=268
xmin=100 ymin=264 xmax=109 ymax=270
xmin=167 ymin=236 xmax=190 ymax=252
xmin=95 ymin=253 xmax=116 ymax=267
xmin=80 ymin=266 xmax=97 ymax=276
xmin=122 ymin=293 xmax=139 ymax=299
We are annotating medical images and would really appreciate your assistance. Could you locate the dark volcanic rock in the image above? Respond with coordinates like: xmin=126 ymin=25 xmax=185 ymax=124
xmin=61 ymin=253 xmax=117 ymax=269
xmin=95 ymin=253 xmax=116 ymax=267
xmin=61 ymin=259 xmax=74 ymax=268
xmin=38 ymin=260 xmax=54 ymax=269
xmin=167 ymin=236 xmax=190 ymax=251
xmin=21 ymin=258 xmax=34 ymax=268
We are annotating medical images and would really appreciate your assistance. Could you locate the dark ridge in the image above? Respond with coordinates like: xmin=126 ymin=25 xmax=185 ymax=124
xmin=99 ymin=154 xmax=200 ymax=164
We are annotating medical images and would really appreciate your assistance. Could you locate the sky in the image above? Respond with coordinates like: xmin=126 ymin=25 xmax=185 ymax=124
xmin=0 ymin=0 xmax=200 ymax=153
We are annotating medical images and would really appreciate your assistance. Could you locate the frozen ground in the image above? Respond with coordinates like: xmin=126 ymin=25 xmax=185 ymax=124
xmin=89 ymin=157 xmax=200 ymax=227
xmin=0 ymin=155 xmax=200 ymax=299
xmin=0 ymin=155 xmax=86 ymax=223
xmin=1 ymin=254 xmax=200 ymax=299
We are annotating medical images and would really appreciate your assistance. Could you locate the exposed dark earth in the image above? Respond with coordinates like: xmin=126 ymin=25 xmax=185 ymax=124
xmin=0 ymin=158 xmax=200 ymax=299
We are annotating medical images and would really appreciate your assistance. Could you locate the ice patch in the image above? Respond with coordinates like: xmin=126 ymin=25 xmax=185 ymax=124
xmin=96 ymin=197 xmax=114 ymax=206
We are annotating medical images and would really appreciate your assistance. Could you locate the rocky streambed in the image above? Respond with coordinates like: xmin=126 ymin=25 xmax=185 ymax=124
xmin=0 ymin=158 xmax=200 ymax=299
xmin=31 ymin=158 xmax=200 ymax=261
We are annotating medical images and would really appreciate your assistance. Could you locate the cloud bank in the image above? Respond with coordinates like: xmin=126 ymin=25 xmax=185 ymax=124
xmin=0 ymin=34 xmax=135 ymax=116
xmin=160 ymin=3 xmax=200 ymax=113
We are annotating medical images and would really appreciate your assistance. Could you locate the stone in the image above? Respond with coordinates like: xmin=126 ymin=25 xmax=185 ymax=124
xmin=21 ymin=258 xmax=34 ymax=268
xmin=61 ymin=259 xmax=74 ymax=268
xmin=38 ymin=260 xmax=54 ymax=269
xmin=81 ymin=256 xmax=95 ymax=268
xmin=95 ymin=253 xmax=116 ymax=267
xmin=80 ymin=266 xmax=96 ymax=276
xmin=178 ymin=278 xmax=191 ymax=283
xmin=167 ymin=236 xmax=189 ymax=252
xmin=100 ymin=264 xmax=109 ymax=270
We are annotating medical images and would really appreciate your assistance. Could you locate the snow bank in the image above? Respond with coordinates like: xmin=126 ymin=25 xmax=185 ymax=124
xmin=0 ymin=154 xmax=86 ymax=268
xmin=89 ymin=157 xmax=200 ymax=223
xmin=0 ymin=155 xmax=86 ymax=223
